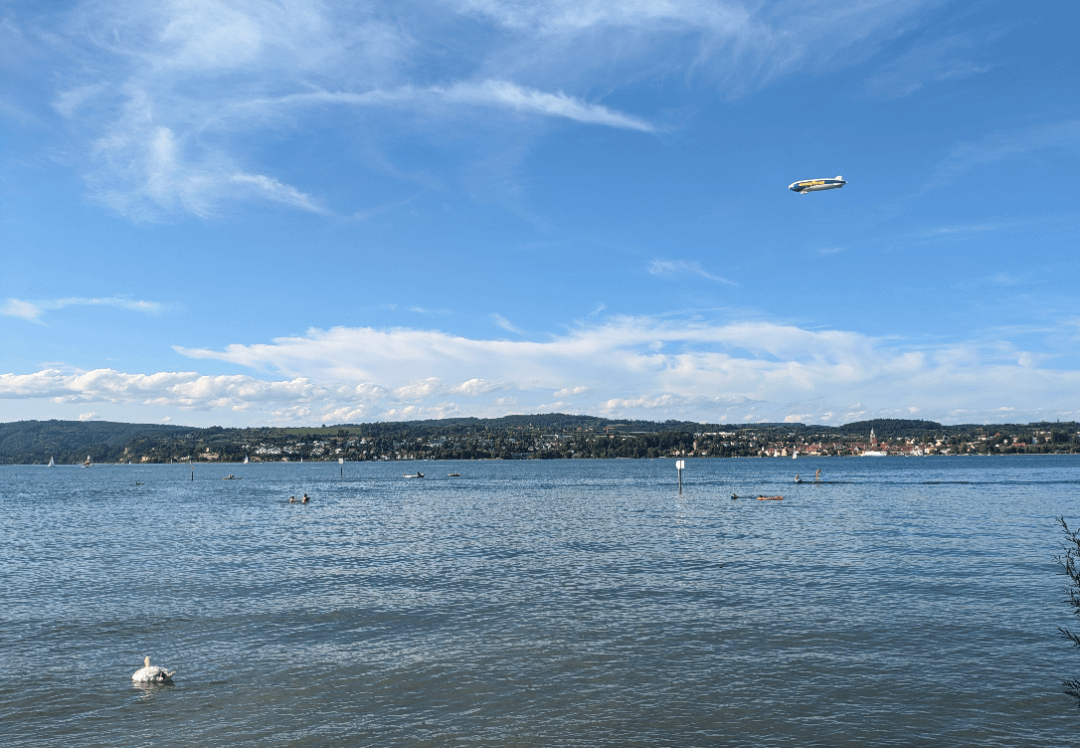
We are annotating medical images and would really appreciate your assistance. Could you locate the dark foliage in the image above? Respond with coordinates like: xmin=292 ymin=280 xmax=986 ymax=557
xmin=1056 ymin=517 xmax=1080 ymax=707
xmin=838 ymin=419 xmax=944 ymax=438
xmin=0 ymin=420 xmax=195 ymax=464
xmin=2 ymin=416 xmax=1079 ymax=463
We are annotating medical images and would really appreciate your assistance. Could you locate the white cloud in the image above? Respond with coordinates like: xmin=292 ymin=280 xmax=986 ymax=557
xmin=393 ymin=378 xmax=443 ymax=399
xmin=648 ymin=259 xmax=736 ymax=285
xmin=930 ymin=120 xmax=1080 ymax=189
xmin=555 ymin=385 xmax=589 ymax=397
xmin=491 ymin=313 xmax=525 ymax=334
xmin=2 ymin=299 xmax=44 ymax=323
xmin=17 ymin=0 xmax=945 ymax=218
xmin=866 ymin=29 xmax=999 ymax=99
xmin=456 ymin=0 xmax=940 ymax=92
xmin=5 ymin=315 xmax=1076 ymax=426
xmin=440 ymin=79 xmax=654 ymax=131
xmin=252 ymin=79 xmax=655 ymax=133
xmin=0 ymin=365 xmax=526 ymax=425
xmin=453 ymin=378 xmax=507 ymax=395
xmin=2 ymin=296 xmax=163 ymax=323
xmin=231 ymin=173 xmax=328 ymax=214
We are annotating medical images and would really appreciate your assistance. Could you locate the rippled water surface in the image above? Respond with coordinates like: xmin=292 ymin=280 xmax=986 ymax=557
xmin=3 ymin=456 xmax=1079 ymax=746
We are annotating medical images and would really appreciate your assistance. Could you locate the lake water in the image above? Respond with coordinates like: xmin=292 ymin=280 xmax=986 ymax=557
xmin=2 ymin=456 xmax=1079 ymax=746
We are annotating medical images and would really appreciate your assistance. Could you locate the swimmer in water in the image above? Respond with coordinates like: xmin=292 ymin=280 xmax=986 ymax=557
xmin=815 ymin=469 xmax=822 ymax=482
xmin=795 ymin=474 xmax=802 ymax=484
xmin=289 ymin=495 xmax=296 ymax=503
xmin=731 ymin=493 xmax=739 ymax=500
xmin=302 ymin=493 xmax=310 ymax=504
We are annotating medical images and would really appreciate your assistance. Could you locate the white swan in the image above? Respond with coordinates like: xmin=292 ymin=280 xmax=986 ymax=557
xmin=132 ymin=656 xmax=175 ymax=683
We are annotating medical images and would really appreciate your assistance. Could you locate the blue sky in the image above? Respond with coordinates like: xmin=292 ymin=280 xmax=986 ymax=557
xmin=2 ymin=0 xmax=1078 ymax=427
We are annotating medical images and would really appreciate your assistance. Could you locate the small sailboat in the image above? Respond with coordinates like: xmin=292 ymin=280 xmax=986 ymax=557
xmin=82 ymin=455 xmax=92 ymax=468
xmin=403 ymin=472 xmax=425 ymax=478
xmin=243 ymin=455 xmax=249 ymax=464
xmin=47 ymin=456 xmax=55 ymax=467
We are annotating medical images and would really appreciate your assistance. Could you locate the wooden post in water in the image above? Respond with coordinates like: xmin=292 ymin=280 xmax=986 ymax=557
xmin=339 ymin=457 xmax=344 ymax=478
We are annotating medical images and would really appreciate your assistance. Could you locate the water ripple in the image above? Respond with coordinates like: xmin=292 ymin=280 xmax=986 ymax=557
xmin=2 ymin=457 xmax=1078 ymax=746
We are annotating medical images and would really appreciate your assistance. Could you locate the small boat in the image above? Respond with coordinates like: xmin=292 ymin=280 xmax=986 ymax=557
xmin=403 ymin=472 xmax=425 ymax=478
xmin=243 ymin=455 xmax=249 ymax=464
xmin=756 ymin=495 xmax=783 ymax=501
xmin=448 ymin=472 xmax=461 ymax=477
xmin=47 ymin=456 xmax=55 ymax=467
xmin=223 ymin=474 xmax=238 ymax=480
xmin=82 ymin=455 xmax=92 ymax=468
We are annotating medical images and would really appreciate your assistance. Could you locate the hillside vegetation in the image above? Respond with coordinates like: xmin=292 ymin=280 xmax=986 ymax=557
xmin=3 ymin=416 xmax=1079 ymax=464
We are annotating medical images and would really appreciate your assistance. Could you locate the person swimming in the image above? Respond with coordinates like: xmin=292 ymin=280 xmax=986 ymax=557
xmin=289 ymin=495 xmax=296 ymax=503
xmin=795 ymin=474 xmax=802 ymax=483
xmin=301 ymin=493 xmax=310 ymax=504
xmin=815 ymin=469 xmax=822 ymax=482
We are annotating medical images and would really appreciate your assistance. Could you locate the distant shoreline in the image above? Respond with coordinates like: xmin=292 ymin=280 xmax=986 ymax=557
xmin=3 ymin=415 xmax=1078 ymax=465
xmin=8 ymin=452 xmax=1077 ymax=467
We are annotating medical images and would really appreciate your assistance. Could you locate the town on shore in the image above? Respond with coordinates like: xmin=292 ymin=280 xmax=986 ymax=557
xmin=3 ymin=415 xmax=1080 ymax=465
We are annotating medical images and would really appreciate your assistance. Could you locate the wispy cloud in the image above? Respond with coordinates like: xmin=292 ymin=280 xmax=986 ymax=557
xmin=649 ymin=259 xmax=736 ymax=285
xmin=929 ymin=120 xmax=1080 ymax=189
xmin=441 ymin=80 xmax=654 ymax=131
xmin=1 ymin=299 xmax=43 ymax=323
xmin=0 ymin=315 xmax=1037 ymax=424
xmin=865 ymin=29 xmax=1000 ymax=99
xmin=555 ymin=385 xmax=589 ymax=397
xmin=7 ymin=312 xmax=1080 ymax=425
xmin=458 ymin=0 xmax=939 ymax=91
xmin=2 ymin=297 xmax=163 ymax=323
xmin=491 ymin=313 xmax=526 ymax=334
xmin=0 ymin=368 xmax=320 ymax=409
xmin=13 ymin=0 xmax=943 ymax=218
xmin=231 ymin=173 xmax=328 ymax=214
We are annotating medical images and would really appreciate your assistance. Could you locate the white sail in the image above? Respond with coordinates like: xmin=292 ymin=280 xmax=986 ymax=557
xmin=243 ymin=455 xmax=249 ymax=464
xmin=47 ymin=456 xmax=55 ymax=467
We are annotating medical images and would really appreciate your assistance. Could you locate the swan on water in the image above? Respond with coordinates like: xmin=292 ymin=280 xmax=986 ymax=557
xmin=132 ymin=656 xmax=175 ymax=683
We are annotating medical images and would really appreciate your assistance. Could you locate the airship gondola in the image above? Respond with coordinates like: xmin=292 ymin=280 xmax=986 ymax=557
xmin=788 ymin=176 xmax=846 ymax=194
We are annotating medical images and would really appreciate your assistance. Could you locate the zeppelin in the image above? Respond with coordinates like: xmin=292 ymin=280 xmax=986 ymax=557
xmin=788 ymin=176 xmax=846 ymax=194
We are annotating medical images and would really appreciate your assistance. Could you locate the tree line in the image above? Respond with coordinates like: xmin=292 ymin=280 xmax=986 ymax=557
xmin=4 ymin=416 xmax=1080 ymax=464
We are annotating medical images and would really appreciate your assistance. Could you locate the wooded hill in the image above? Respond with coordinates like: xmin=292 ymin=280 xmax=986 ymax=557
xmin=2 ymin=416 xmax=1079 ymax=464
xmin=0 ymin=420 xmax=195 ymax=465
